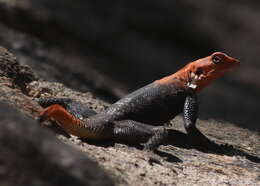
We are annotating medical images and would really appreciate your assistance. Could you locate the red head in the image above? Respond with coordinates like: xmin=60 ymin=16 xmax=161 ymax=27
xmin=156 ymin=52 xmax=240 ymax=91
xmin=185 ymin=52 xmax=240 ymax=91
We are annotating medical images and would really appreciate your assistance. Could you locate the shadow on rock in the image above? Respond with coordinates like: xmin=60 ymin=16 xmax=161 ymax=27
xmin=154 ymin=150 xmax=183 ymax=163
xmin=166 ymin=128 xmax=260 ymax=164
xmin=41 ymin=115 xmax=259 ymax=164
xmin=81 ymin=138 xmax=116 ymax=148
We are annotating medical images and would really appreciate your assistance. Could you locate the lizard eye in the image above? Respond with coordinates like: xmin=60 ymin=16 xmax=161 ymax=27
xmin=212 ymin=55 xmax=222 ymax=64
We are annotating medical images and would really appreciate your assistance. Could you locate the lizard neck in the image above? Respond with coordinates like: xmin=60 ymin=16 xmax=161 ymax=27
xmin=155 ymin=69 xmax=191 ymax=90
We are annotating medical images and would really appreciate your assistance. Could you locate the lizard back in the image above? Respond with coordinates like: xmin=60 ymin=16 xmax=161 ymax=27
xmin=106 ymin=82 xmax=188 ymax=125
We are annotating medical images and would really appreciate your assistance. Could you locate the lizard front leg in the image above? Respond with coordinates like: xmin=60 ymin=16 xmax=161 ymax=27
xmin=182 ymin=93 xmax=218 ymax=149
xmin=183 ymin=93 xmax=198 ymax=134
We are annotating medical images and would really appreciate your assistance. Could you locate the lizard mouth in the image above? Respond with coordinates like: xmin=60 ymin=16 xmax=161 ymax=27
xmin=187 ymin=66 xmax=236 ymax=90
xmin=187 ymin=71 xmax=204 ymax=89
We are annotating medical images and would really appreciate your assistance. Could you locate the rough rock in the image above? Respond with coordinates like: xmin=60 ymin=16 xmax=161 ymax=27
xmin=0 ymin=47 xmax=37 ymax=90
xmin=0 ymin=47 xmax=260 ymax=185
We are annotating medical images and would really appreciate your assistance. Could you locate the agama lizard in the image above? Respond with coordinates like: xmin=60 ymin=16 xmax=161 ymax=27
xmin=38 ymin=52 xmax=240 ymax=150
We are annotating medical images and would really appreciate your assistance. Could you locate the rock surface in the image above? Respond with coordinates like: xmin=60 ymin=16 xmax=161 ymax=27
xmin=0 ymin=47 xmax=259 ymax=185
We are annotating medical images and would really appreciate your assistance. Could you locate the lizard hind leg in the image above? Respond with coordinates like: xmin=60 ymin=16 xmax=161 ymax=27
xmin=38 ymin=98 xmax=73 ymax=108
xmin=38 ymin=104 xmax=75 ymax=124
xmin=38 ymin=97 xmax=97 ymax=120
xmin=113 ymin=120 xmax=168 ymax=151
xmin=38 ymin=104 xmax=88 ymax=137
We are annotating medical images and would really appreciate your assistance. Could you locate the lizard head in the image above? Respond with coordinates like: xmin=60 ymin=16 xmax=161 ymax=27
xmin=186 ymin=52 xmax=240 ymax=91
xmin=155 ymin=52 xmax=240 ymax=91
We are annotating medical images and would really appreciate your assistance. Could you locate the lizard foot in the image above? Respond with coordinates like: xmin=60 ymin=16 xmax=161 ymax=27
xmin=144 ymin=127 xmax=168 ymax=151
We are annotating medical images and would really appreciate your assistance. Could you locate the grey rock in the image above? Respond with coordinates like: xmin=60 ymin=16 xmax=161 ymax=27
xmin=0 ymin=102 xmax=114 ymax=186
